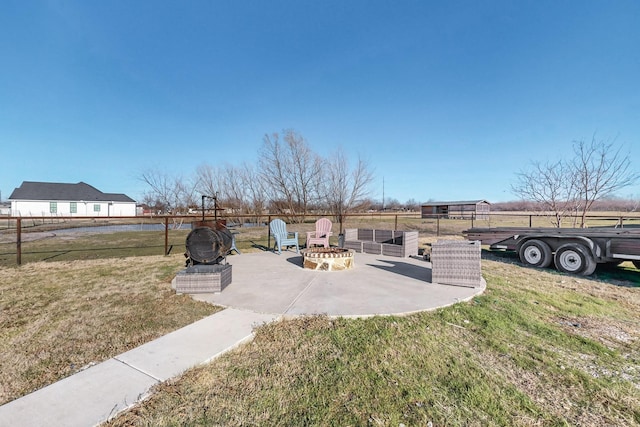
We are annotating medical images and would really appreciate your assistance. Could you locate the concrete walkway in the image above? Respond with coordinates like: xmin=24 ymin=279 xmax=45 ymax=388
xmin=0 ymin=251 xmax=484 ymax=426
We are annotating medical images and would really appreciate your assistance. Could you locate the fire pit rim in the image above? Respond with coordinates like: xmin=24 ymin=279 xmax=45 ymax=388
xmin=300 ymin=247 xmax=354 ymax=258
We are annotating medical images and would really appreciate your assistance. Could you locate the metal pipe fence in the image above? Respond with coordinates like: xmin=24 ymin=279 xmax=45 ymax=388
xmin=1 ymin=212 xmax=639 ymax=266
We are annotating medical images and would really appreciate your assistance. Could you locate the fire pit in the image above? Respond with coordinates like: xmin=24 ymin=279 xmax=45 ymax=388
xmin=301 ymin=247 xmax=354 ymax=271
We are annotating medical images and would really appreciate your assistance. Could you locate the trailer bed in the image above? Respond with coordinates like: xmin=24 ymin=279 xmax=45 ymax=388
xmin=463 ymin=226 xmax=640 ymax=275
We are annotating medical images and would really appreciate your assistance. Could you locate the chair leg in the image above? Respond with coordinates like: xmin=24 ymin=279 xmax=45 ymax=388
xmin=230 ymin=234 xmax=241 ymax=255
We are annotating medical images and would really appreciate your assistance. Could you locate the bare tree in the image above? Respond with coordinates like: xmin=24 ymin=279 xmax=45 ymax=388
xmin=323 ymin=149 xmax=374 ymax=233
xmin=258 ymin=129 xmax=322 ymax=222
xmin=384 ymin=198 xmax=402 ymax=211
xmin=139 ymin=169 xmax=196 ymax=214
xmin=239 ymin=162 xmax=268 ymax=223
xmin=360 ymin=197 xmax=381 ymax=212
xmin=572 ymin=136 xmax=640 ymax=227
xmin=219 ymin=164 xmax=247 ymax=214
xmin=512 ymin=135 xmax=639 ymax=228
xmin=196 ymin=163 xmax=247 ymax=221
xmin=195 ymin=163 xmax=222 ymax=201
xmin=512 ymin=160 xmax=579 ymax=227
xmin=405 ymin=198 xmax=420 ymax=211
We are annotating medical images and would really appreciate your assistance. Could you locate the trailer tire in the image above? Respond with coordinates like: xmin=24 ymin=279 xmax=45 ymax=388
xmin=519 ymin=239 xmax=553 ymax=268
xmin=554 ymin=243 xmax=596 ymax=276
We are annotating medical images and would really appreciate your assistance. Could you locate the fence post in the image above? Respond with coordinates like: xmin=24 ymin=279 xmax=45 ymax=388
xmin=394 ymin=215 xmax=398 ymax=231
xmin=529 ymin=215 xmax=532 ymax=228
xmin=164 ymin=217 xmax=169 ymax=255
xmin=436 ymin=215 xmax=440 ymax=236
xmin=267 ymin=215 xmax=272 ymax=250
xmin=16 ymin=218 xmax=22 ymax=265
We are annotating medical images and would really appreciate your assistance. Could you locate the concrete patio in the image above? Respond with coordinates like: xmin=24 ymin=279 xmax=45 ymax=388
xmin=192 ymin=250 xmax=485 ymax=317
xmin=0 ymin=250 xmax=484 ymax=426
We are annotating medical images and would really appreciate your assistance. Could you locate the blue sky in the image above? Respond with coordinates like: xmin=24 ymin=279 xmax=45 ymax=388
xmin=1 ymin=1 xmax=639 ymax=204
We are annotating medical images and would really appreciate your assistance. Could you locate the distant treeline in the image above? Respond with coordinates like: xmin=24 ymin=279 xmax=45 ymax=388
xmin=492 ymin=198 xmax=640 ymax=212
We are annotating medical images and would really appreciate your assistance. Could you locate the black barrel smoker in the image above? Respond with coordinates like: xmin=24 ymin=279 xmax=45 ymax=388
xmin=184 ymin=226 xmax=233 ymax=266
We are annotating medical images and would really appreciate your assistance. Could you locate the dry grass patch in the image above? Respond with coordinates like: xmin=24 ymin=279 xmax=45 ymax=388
xmin=107 ymin=255 xmax=640 ymax=426
xmin=0 ymin=255 xmax=220 ymax=405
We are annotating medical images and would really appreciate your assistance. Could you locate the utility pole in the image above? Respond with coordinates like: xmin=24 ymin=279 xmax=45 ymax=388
xmin=382 ymin=177 xmax=385 ymax=211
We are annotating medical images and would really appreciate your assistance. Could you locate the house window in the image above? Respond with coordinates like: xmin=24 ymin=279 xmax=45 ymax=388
xmin=50 ymin=202 xmax=57 ymax=213
xmin=94 ymin=204 xmax=101 ymax=212
xmin=70 ymin=202 xmax=77 ymax=214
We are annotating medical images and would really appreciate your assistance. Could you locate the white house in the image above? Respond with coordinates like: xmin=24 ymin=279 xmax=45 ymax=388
xmin=9 ymin=181 xmax=137 ymax=217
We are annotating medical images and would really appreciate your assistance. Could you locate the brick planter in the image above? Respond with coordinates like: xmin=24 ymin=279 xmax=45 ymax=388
xmin=172 ymin=264 xmax=232 ymax=293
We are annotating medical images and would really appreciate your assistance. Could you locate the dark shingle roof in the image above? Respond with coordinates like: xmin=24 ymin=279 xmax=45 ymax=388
xmin=8 ymin=181 xmax=135 ymax=203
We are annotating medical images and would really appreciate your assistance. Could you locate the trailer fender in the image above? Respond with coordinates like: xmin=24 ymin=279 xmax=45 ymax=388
xmin=564 ymin=236 xmax=601 ymax=260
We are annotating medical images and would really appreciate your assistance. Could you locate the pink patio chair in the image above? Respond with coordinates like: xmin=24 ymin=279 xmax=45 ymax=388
xmin=306 ymin=218 xmax=333 ymax=248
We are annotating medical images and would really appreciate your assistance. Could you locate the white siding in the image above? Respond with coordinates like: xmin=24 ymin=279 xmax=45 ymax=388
xmin=10 ymin=200 xmax=136 ymax=217
xmin=109 ymin=202 xmax=137 ymax=216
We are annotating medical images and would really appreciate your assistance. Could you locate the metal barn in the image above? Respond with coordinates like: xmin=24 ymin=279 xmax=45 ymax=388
xmin=421 ymin=200 xmax=490 ymax=220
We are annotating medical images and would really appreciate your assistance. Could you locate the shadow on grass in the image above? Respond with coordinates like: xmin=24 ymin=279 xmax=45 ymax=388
xmin=482 ymin=248 xmax=640 ymax=287
xmin=593 ymin=264 xmax=640 ymax=287
xmin=250 ymin=241 xmax=270 ymax=252
xmin=0 ymin=245 xmax=177 ymax=267
xmin=481 ymin=248 xmax=519 ymax=263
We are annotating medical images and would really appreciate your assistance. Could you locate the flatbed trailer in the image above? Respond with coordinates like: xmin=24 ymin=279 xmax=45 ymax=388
xmin=463 ymin=226 xmax=640 ymax=275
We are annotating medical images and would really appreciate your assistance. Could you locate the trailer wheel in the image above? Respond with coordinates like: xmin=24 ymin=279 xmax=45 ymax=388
xmin=554 ymin=243 xmax=596 ymax=276
xmin=519 ymin=239 xmax=552 ymax=268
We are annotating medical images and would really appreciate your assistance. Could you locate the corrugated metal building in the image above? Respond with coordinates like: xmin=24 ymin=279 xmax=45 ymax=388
xmin=421 ymin=200 xmax=490 ymax=219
